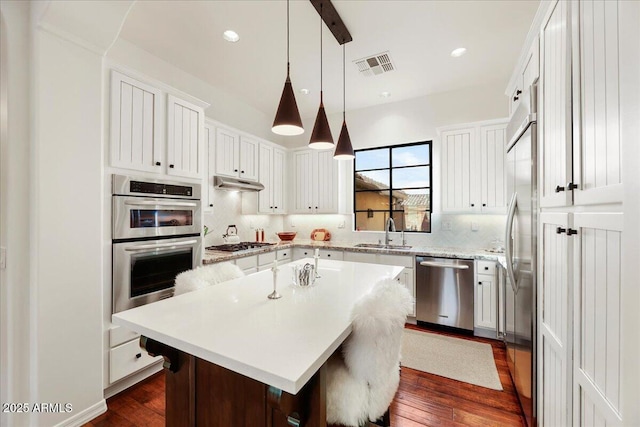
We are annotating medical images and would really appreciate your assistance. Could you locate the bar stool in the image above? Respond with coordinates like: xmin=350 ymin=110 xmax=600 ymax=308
xmin=326 ymin=278 xmax=413 ymax=426
xmin=174 ymin=262 xmax=244 ymax=295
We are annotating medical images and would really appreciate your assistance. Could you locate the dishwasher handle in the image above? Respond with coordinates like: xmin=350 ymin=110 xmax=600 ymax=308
xmin=419 ymin=261 xmax=469 ymax=270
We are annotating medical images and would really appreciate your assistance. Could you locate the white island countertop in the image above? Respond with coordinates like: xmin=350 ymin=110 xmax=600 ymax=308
xmin=112 ymin=258 xmax=404 ymax=394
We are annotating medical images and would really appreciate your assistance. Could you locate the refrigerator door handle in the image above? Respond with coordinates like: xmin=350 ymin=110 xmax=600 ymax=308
xmin=505 ymin=192 xmax=518 ymax=294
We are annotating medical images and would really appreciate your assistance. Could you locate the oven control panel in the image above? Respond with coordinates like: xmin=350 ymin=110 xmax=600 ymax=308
xmin=130 ymin=180 xmax=192 ymax=197
xmin=112 ymin=174 xmax=201 ymax=200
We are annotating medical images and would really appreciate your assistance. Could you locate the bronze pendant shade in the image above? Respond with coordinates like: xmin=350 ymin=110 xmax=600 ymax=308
xmin=309 ymin=3 xmax=334 ymax=149
xmin=334 ymin=43 xmax=354 ymax=159
xmin=272 ymin=0 xmax=304 ymax=136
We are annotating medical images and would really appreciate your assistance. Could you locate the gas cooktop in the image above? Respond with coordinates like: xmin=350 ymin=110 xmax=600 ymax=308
xmin=206 ymin=242 xmax=275 ymax=252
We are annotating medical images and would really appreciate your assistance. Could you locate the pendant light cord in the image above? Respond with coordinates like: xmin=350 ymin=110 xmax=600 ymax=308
xmin=286 ymin=0 xmax=290 ymax=76
xmin=342 ymin=42 xmax=345 ymax=120
xmin=320 ymin=2 xmax=323 ymax=102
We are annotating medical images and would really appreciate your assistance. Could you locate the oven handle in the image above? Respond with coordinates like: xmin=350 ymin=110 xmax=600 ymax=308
xmin=124 ymin=200 xmax=198 ymax=207
xmin=125 ymin=239 xmax=198 ymax=252
xmin=419 ymin=261 xmax=469 ymax=270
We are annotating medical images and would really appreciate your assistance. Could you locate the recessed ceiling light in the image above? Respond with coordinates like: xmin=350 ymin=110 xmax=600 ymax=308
xmin=300 ymin=88 xmax=310 ymax=95
xmin=379 ymin=91 xmax=391 ymax=98
xmin=450 ymin=47 xmax=467 ymax=57
xmin=223 ymin=30 xmax=240 ymax=43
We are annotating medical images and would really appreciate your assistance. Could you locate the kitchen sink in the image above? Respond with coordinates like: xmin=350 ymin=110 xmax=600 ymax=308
xmin=354 ymin=243 xmax=412 ymax=250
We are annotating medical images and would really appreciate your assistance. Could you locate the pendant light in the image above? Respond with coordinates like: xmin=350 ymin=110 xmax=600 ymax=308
xmin=309 ymin=2 xmax=334 ymax=149
xmin=272 ymin=0 xmax=304 ymax=136
xmin=334 ymin=42 xmax=354 ymax=160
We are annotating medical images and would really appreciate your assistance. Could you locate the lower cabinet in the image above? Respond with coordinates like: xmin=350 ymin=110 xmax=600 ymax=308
xmin=474 ymin=260 xmax=499 ymax=338
xmin=292 ymin=248 xmax=344 ymax=261
xmin=109 ymin=326 xmax=161 ymax=384
xmin=343 ymin=251 xmax=415 ymax=317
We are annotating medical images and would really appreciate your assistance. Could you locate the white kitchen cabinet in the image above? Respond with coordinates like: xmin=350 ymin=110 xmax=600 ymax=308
xmin=291 ymin=149 xmax=338 ymax=214
xmin=538 ymin=212 xmax=572 ymax=427
xmin=539 ymin=0 xmax=573 ymax=208
xmin=439 ymin=120 xmax=507 ymax=213
xmin=110 ymin=71 xmax=163 ymax=173
xmin=343 ymin=251 xmax=415 ymax=317
xmin=572 ymin=212 xmax=623 ymax=427
xmin=204 ymin=123 xmax=215 ymax=212
xmin=509 ymin=36 xmax=540 ymax=116
xmin=533 ymin=1 xmax=638 ymax=425
xmin=258 ymin=144 xmax=286 ymax=214
xmin=110 ymin=70 xmax=207 ymax=179
xmin=110 ymin=338 xmax=162 ymax=384
xmin=474 ymin=260 xmax=497 ymax=331
xmin=234 ymin=255 xmax=258 ymax=274
xmin=292 ymin=248 xmax=344 ymax=261
xmin=166 ymin=95 xmax=205 ymax=179
xmin=214 ymin=127 xmax=259 ymax=182
xmin=257 ymin=249 xmax=293 ymax=271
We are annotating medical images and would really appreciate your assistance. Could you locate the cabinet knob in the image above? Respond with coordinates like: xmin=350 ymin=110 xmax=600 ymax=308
xmin=209 ymin=204 xmax=213 ymax=207
xmin=270 ymin=206 xmax=273 ymax=209
xmin=135 ymin=353 xmax=142 ymax=359
xmin=169 ymin=164 xmax=174 ymax=169
xmin=567 ymin=182 xmax=578 ymax=190
xmin=555 ymin=185 xmax=565 ymax=193
xmin=327 ymin=254 xmax=331 ymax=257
xmin=482 ymin=203 xmax=487 ymax=207
xmin=304 ymin=252 xmax=308 ymax=255
xmin=513 ymin=96 xmax=519 ymax=102
xmin=315 ymin=206 xmax=318 ymax=209
xmin=556 ymin=227 xmax=566 ymax=234
xmin=566 ymin=228 xmax=578 ymax=236
xmin=484 ymin=266 xmax=489 ymax=271
xmin=274 ymin=206 xmax=278 ymax=209
xmin=471 ymin=203 xmax=475 ymax=207
xmin=155 ymin=161 xmax=161 ymax=166
xmin=516 ymin=89 xmax=522 ymax=95
xmin=234 ymin=169 xmax=238 ymax=172
xmin=308 ymin=206 xmax=311 ymax=209
xmin=478 ymin=282 xmax=482 ymax=285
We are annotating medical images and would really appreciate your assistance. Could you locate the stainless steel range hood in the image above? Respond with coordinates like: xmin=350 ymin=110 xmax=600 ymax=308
xmin=213 ymin=176 xmax=264 ymax=192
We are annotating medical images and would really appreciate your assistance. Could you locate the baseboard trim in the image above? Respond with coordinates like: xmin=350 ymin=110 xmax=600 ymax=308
xmin=53 ymin=399 xmax=107 ymax=427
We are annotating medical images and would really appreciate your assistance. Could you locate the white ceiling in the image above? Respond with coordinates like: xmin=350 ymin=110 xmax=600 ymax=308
xmin=118 ymin=0 xmax=539 ymax=120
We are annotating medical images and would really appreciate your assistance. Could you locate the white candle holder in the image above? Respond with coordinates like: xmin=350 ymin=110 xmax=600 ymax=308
xmin=268 ymin=260 xmax=281 ymax=300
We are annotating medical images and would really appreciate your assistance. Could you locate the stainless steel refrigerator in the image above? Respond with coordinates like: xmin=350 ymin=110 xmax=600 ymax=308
xmin=505 ymin=82 xmax=538 ymax=427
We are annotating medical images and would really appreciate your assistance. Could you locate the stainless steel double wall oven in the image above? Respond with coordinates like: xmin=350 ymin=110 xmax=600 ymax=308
xmin=112 ymin=174 xmax=202 ymax=313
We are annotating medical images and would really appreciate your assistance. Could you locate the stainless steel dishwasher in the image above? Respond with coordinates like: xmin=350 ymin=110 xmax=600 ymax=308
xmin=415 ymin=256 xmax=474 ymax=331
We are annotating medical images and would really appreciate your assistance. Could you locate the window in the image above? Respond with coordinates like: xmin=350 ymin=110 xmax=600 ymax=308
xmin=354 ymin=141 xmax=432 ymax=232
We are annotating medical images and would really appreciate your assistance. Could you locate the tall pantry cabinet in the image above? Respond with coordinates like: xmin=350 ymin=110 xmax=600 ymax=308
xmin=535 ymin=1 xmax=640 ymax=426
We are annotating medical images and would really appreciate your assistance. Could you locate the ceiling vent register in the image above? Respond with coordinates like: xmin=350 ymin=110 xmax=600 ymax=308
xmin=354 ymin=51 xmax=395 ymax=76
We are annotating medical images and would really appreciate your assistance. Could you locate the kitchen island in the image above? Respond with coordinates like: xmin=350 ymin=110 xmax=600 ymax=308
xmin=112 ymin=258 xmax=404 ymax=427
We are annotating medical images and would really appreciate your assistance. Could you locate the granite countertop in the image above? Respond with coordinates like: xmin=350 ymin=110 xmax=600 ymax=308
xmin=203 ymin=239 xmax=506 ymax=265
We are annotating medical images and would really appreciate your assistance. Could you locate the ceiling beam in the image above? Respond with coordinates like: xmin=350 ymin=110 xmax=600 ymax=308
xmin=309 ymin=0 xmax=352 ymax=45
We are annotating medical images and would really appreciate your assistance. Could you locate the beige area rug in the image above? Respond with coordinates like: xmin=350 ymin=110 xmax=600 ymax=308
xmin=401 ymin=329 xmax=503 ymax=391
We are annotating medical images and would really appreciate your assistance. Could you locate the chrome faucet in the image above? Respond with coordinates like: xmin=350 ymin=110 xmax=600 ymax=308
xmin=385 ymin=217 xmax=396 ymax=245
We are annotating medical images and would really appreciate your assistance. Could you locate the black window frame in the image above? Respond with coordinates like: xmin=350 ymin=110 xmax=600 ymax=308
xmin=353 ymin=140 xmax=433 ymax=233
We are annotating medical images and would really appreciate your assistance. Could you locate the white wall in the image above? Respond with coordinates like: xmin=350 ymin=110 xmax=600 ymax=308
xmin=29 ymin=21 xmax=105 ymax=427
xmin=0 ymin=2 xmax=32 ymax=426
xmin=282 ymin=83 xmax=509 ymax=249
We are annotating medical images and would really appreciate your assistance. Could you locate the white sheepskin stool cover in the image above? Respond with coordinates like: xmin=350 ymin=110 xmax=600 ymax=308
xmin=174 ymin=262 xmax=244 ymax=296
xmin=326 ymin=278 xmax=413 ymax=426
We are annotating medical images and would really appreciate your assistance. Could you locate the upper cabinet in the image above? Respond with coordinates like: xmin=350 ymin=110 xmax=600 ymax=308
xmin=110 ymin=71 xmax=163 ymax=173
xmin=539 ymin=0 xmax=625 ymax=209
xmin=291 ymin=149 xmax=338 ymax=214
xmin=167 ymin=95 xmax=204 ymax=179
xmin=509 ymin=38 xmax=540 ymax=116
xmin=439 ymin=120 xmax=508 ymax=213
xmin=257 ymin=144 xmax=286 ymax=214
xmin=214 ymin=127 xmax=259 ymax=182
xmin=109 ymin=70 xmax=208 ymax=179
xmin=539 ymin=0 xmax=573 ymax=208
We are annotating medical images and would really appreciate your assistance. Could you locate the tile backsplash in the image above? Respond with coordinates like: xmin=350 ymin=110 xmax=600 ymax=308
xmin=205 ymin=191 xmax=505 ymax=250
xmin=203 ymin=190 xmax=283 ymax=247
xmin=284 ymin=213 xmax=505 ymax=250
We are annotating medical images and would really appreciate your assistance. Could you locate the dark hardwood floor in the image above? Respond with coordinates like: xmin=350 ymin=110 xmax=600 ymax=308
xmin=85 ymin=325 xmax=525 ymax=427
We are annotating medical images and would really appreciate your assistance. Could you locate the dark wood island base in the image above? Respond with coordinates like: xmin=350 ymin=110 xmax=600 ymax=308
xmin=142 ymin=337 xmax=328 ymax=427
